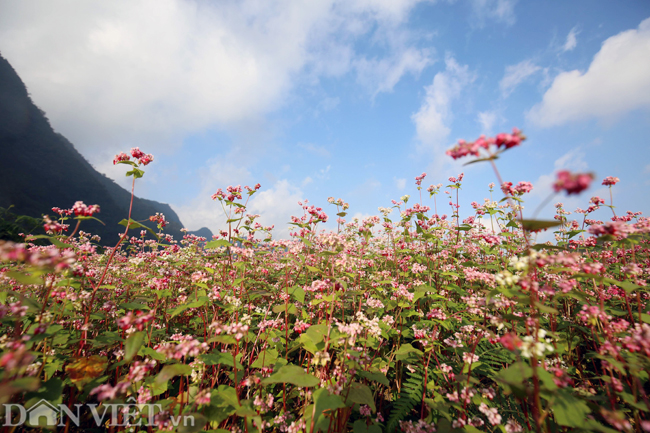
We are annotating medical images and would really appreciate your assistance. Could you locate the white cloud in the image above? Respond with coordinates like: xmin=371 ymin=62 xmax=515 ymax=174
xmin=0 ymin=0 xmax=433 ymax=167
xmin=395 ymin=177 xmax=407 ymax=190
xmin=470 ymin=0 xmax=517 ymax=27
xmin=355 ymin=47 xmax=432 ymax=97
xmin=553 ymin=147 xmax=588 ymax=172
xmin=172 ymin=171 xmax=306 ymax=240
xmin=528 ymin=17 xmax=650 ymax=127
xmin=499 ymin=59 xmax=541 ymax=97
xmin=298 ymin=143 xmax=331 ymax=158
xmin=476 ymin=110 xmax=498 ymax=134
xmin=320 ymin=165 xmax=332 ymax=177
xmin=563 ymin=26 xmax=579 ymax=52
xmin=412 ymin=55 xmax=475 ymax=154
xmin=248 ymin=179 xmax=306 ymax=240
xmin=170 ymin=157 xmax=252 ymax=230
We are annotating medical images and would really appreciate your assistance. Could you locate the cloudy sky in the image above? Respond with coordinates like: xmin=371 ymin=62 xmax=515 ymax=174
xmin=1 ymin=0 xmax=649 ymax=239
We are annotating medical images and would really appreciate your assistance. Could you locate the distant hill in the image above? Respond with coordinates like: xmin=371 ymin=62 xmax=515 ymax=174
xmin=0 ymin=53 xmax=212 ymax=245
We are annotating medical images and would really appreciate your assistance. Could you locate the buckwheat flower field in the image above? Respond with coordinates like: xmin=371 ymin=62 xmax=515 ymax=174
xmin=1 ymin=131 xmax=649 ymax=432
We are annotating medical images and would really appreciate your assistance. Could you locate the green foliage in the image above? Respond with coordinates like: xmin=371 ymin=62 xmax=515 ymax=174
xmin=386 ymin=364 xmax=425 ymax=432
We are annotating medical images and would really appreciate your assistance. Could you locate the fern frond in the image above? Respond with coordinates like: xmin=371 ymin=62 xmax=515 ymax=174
xmin=386 ymin=365 xmax=425 ymax=432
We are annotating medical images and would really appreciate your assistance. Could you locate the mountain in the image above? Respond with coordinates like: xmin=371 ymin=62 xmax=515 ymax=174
xmin=0 ymin=53 xmax=212 ymax=245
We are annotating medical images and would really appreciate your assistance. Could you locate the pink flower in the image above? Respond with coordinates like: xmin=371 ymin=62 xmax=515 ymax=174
xmin=113 ymin=152 xmax=130 ymax=165
xmin=553 ymin=170 xmax=593 ymax=195
xmin=195 ymin=389 xmax=211 ymax=405
xmin=602 ymin=176 xmax=620 ymax=186
xmin=499 ymin=333 xmax=522 ymax=351
xmin=501 ymin=182 xmax=514 ymax=196
xmin=131 ymin=147 xmax=145 ymax=159
xmin=495 ymin=127 xmax=525 ymax=149
xmin=138 ymin=154 xmax=154 ymax=166
xmin=514 ymin=181 xmax=533 ymax=194
xmin=479 ymin=403 xmax=502 ymax=425
xmin=90 ymin=381 xmax=130 ymax=401
xmin=72 ymin=201 xmax=100 ymax=217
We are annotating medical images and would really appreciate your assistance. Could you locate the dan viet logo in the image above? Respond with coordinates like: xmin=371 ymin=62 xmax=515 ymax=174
xmin=3 ymin=398 xmax=195 ymax=428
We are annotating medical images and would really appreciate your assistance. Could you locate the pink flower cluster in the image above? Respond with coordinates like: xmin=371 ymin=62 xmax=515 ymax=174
xmin=90 ymin=381 xmax=130 ymax=401
xmin=399 ymin=420 xmax=437 ymax=433
xmin=212 ymin=185 xmax=246 ymax=201
xmin=130 ymin=147 xmax=154 ymax=165
xmin=577 ymin=305 xmax=611 ymax=325
xmin=127 ymin=360 xmax=157 ymax=382
xmin=43 ymin=215 xmax=69 ymax=233
xmin=149 ymin=212 xmax=168 ymax=228
xmin=588 ymin=220 xmax=631 ymax=239
xmin=0 ymin=342 xmax=35 ymax=372
xmin=118 ymin=309 xmax=156 ymax=331
xmin=553 ymin=170 xmax=593 ymax=195
xmin=415 ymin=172 xmax=427 ymax=186
xmin=154 ymin=336 xmax=209 ymax=359
xmin=72 ymin=201 xmax=100 ymax=217
xmin=446 ymin=128 xmax=525 ymax=160
xmin=0 ymin=241 xmax=75 ymax=271
xmin=293 ymin=320 xmax=310 ymax=334
xmin=501 ymin=181 xmax=533 ymax=196
xmin=52 ymin=207 xmax=73 ymax=216
xmin=112 ymin=148 xmax=154 ymax=166
xmin=602 ymin=176 xmax=620 ymax=186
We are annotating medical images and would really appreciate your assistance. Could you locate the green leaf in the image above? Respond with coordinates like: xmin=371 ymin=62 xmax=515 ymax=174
xmin=211 ymin=385 xmax=240 ymax=409
xmin=358 ymin=371 xmax=389 ymax=387
xmin=273 ymin=304 xmax=297 ymax=315
xmin=177 ymin=414 xmax=207 ymax=433
xmin=605 ymin=277 xmax=645 ymax=294
xmin=534 ymin=302 xmax=559 ymax=315
xmin=251 ymin=349 xmax=279 ymax=369
xmin=352 ymin=420 xmax=382 ymax=433
xmin=126 ymin=168 xmax=145 ymax=178
xmin=119 ymin=302 xmax=151 ymax=311
xmin=170 ymin=297 xmax=208 ymax=318
xmin=306 ymin=324 xmax=329 ymax=343
xmin=118 ymin=218 xmax=159 ymax=240
xmin=306 ymin=265 xmax=321 ymax=274
xmin=289 ymin=285 xmax=306 ymax=304
xmin=201 ymin=352 xmax=244 ymax=369
xmin=312 ymin=387 xmax=345 ymax=419
xmin=209 ymin=335 xmax=237 ymax=345
xmin=552 ymin=391 xmax=590 ymax=427
xmin=299 ymin=334 xmax=320 ymax=354
xmin=154 ymin=364 xmax=193 ymax=386
xmin=205 ymin=239 xmax=232 ymax=249
xmin=494 ymin=362 xmax=532 ymax=397
xmin=463 ymin=155 xmax=498 ymax=166
xmin=124 ymin=331 xmax=145 ymax=362
xmin=344 ymin=382 xmax=375 ymax=412
xmin=25 ymin=377 xmax=63 ymax=408
xmin=26 ymin=235 xmax=73 ymax=249
xmin=519 ymin=219 xmax=562 ymax=231
xmin=5 ymin=271 xmax=43 ymax=285
xmin=262 ymin=364 xmax=319 ymax=387
xmin=395 ymin=343 xmax=423 ymax=361
xmin=139 ymin=346 xmax=166 ymax=361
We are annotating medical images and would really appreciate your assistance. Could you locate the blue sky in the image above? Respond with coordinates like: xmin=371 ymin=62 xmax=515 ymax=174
xmin=1 ymin=0 xmax=649 ymax=239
